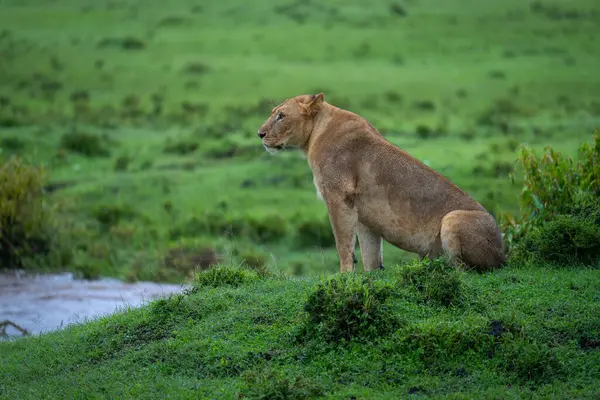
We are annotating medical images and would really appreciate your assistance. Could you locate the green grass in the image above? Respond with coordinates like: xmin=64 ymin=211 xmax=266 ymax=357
xmin=1 ymin=0 xmax=600 ymax=397
xmin=1 ymin=0 xmax=599 ymax=280
xmin=1 ymin=260 xmax=599 ymax=399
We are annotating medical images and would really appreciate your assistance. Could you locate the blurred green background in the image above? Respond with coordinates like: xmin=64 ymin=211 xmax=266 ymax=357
xmin=1 ymin=0 xmax=599 ymax=281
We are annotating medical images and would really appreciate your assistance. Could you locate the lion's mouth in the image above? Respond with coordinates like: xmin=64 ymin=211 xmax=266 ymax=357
xmin=263 ymin=143 xmax=284 ymax=154
xmin=263 ymin=143 xmax=284 ymax=150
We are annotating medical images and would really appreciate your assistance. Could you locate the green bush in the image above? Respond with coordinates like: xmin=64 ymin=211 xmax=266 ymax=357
xmin=59 ymin=130 xmax=111 ymax=157
xmin=170 ymin=212 xmax=287 ymax=244
xmin=168 ymin=216 xmax=207 ymax=239
xmin=0 ymin=136 xmax=25 ymax=152
xmin=513 ymin=214 xmax=600 ymax=266
xmin=397 ymin=257 xmax=465 ymax=307
xmin=476 ymin=98 xmax=529 ymax=129
xmin=162 ymin=244 xmax=219 ymax=277
xmin=239 ymin=248 xmax=270 ymax=276
xmin=300 ymin=274 xmax=399 ymax=344
xmin=93 ymin=204 xmax=140 ymax=228
xmin=245 ymin=215 xmax=288 ymax=243
xmin=169 ymin=213 xmax=242 ymax=239
xmin=191 ymin=265 xmax=261 ymax=290
xmin=294 ymin=215 xmax=336 ymax=249
xmin=0 ymin=156 xmax=70 ymax=269
xmin=163 ymin=138 xmax=199 ymax=155
xmin=113 ymin=155 xmax=131 ymax=171
xmin=498 ymin=338 xmax=563 ymax=384
xmin=501 ymin=130 xmax=600 ymax=248
xmin=72 ymin=258 xmax=105 ymax=280
xmin=238 ymin=367 xmax=324 ymax=400
xmin=395 ymin=318 xmax=498 ymax=368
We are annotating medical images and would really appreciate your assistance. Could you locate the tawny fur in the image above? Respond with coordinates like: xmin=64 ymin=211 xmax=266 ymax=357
xmin=258 ymin=93 xmax=506 ymax=273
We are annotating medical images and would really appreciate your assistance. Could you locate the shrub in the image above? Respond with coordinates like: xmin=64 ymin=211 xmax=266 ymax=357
xmin=97 ymin=36 xmax=145 ymax=50
xmin=191 ymin=265 xmax=260 ymax=290
xmin=120 ymin=94 xmax=145 ymax=119
xmin=396 ymin=318 xmax=498 ymax=368
xmin=93 ymin=204 xmax=140 ymax=228
xmin=239 ymin=249 xmax=269 ymax=275
xmin=163 ymin=138 xmax=199 ymax=155
xmin=169 ymin=213 xmax=239 ymax=239
xmin=501 ymin=130 xmax=600 ymax=249
xmin=126 ymin=250 xmax=176 ymax=283
xmin=157 ymin=15 xmax=191 ymax=27
xmin=182 ymin=61 xmax=211 ymax=75
xmin=384 ymin=91 xmax=403 ymax=103
xmin=245 ymin=215 xmax=288 ymax=243
xmin=72 ymin=259 xmax=105 ymax=280
xmin=0 ymin=157 xmax=69 ymax=269
xmin=59 ymin=130 xmax=111 ymax=157
xmin=389 ymin=3 xmax=407 ymax=17
xmin=476 ymin=98 xmax=528 ymax=128
xmin=113 ymin=155 xmax=131 ymax=171
xmin=294 ymin=215 xmax=335 ymax=248
xmin=397 ymin=257 xmax=464 ymax=307
xmin=168 ymin=216 xmax=203 ymax=239
xmin=162 ymin=244 xmax=219 ymax=277
xmin=498 ymin=338 xmax=563 ymax=384
xmin=289 ymin=261 xmax=306 ymax=276
xmin=238 ymin=367 xmax=324 ymax=400
xmin=0 ymin=136 xmax=25 ymax=152
xmin=413 ymin=100 xmax=436 ymax=111
xmin=513 ymin=214 xmax=600 ymax=266
xmin=300 ymin=274 xmax=399 ymax=344
xmin=170 ymin=213 xmax=287 ymax=244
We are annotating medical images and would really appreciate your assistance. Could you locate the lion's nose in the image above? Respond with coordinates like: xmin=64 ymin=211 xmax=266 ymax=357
xmin=258 ymin=131 xmax=266 ymax=139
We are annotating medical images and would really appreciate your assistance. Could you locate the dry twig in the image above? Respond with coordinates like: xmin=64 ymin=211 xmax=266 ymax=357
xmin=0 ymin=320 xmax=30 ymax=337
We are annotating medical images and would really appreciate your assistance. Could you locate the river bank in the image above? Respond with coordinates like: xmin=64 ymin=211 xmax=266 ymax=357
xmin=0 ymin=271 xmax=185 ymax=339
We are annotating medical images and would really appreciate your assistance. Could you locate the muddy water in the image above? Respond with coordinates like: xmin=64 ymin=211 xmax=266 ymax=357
xmin=0 ymin=271 xmax=186 ymax=339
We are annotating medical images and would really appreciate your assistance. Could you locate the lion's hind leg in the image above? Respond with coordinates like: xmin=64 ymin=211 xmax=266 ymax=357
xmin=440 ymin=210 xmax=506 ymax=271
xmin=357 ymin=222 xmax=384 ymax=271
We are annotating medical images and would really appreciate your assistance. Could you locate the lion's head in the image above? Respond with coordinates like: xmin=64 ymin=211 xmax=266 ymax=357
xmin=257 ymin=93 xmax=324 ymax=154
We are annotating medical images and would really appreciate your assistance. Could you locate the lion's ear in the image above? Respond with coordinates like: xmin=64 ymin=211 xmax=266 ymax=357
xmin=299 ymin=92 xmax=324 ymax=116
xmin=311 ymin=92 xmax=324 ymax=104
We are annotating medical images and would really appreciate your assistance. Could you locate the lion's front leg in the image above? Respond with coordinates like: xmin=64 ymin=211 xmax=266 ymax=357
xmin=325 ymin=196 xmax=358 ymax=273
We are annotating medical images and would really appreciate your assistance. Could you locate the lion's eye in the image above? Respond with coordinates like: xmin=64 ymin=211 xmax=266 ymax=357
xmin=276 ymin=112 xmax=284 ymax=121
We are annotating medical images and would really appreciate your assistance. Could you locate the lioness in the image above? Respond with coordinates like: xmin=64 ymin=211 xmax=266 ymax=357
xmin=257 ymin=93 xmax=506 ymax=272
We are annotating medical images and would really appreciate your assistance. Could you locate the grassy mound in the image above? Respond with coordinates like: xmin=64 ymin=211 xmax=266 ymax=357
xmin=396 ymin=257 xmax=467 ymax=307
xmin=2 ymin=262 xmax=599 ymax=398
xmin=299 ymin=273 xmax=399 ymax=344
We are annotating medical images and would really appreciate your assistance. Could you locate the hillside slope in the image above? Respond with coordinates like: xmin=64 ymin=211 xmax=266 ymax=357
xmin=1 ymin=261 xmax=599 ymax=399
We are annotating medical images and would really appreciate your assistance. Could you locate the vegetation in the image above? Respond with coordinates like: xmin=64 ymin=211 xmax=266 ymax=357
xmin=501 ymin=130 xmax=600 ymax=247
xmin=1 ymin=0 xmax=600 ymax=398
xmin=0 ymin=157 xmax=70 ymax=270
xmin=501 ymin=130 xmax=600 ymax=265
xmin=2 ymin=261 xmax=599 ymax=398
xmin=514 ymin=213 xmax=600 ymax=266
xmin=299 ymin=273 xmax=399 ymax=344
xmin=396 ymin=257 xmax=466 ymax=307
